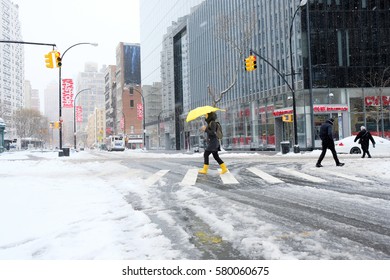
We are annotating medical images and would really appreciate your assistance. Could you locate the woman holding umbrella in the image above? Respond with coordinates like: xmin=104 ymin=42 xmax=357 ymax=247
xmin=198 ymin=111 xmax=228 ymax=174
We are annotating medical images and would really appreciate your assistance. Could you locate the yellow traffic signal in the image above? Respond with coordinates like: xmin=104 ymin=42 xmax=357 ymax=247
xmin=244 ymin=55 xmax=257 ymax=72
xmin=55 ymin=51 xmax=62 ymax=67
xmin=44 ymin=51 xmax=54 ymax=68
xmin=54 ymin=121 xmax=60 ymax=129
xmin=282 ymin=114 xmax=293 ymax=122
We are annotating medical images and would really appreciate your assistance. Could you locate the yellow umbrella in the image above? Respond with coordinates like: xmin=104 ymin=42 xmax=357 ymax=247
xmin=186 ymin=105 xmax=225 ymax=122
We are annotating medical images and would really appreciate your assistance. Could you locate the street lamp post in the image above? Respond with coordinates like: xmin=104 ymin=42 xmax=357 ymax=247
xmin=58 ymin=42 xmax=98 ymax=152
xmin=289 ymin=0 xmax=308 ymax=153
xmin=73 ymin=88 xmax=91 ymax=149
xmin=129 ymin=86 xmax=146 ymax=149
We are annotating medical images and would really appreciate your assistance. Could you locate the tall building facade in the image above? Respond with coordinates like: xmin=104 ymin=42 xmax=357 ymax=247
xmin=113 ymin=42 xmax=143 ymax=149
xmin=43 ymin=81 xmax=59 ymax=148
xmin=141 ymin=0 xmax=390 ymax=151
xmin=0 ymin=1 xmax=24 ymax=138
xmin=104 ymin=65 xmax=117 ymax=136
xmin=23 ymin=81 xmax=40 ymax=112
xmin=74 ymin=62 xmax=105 ymax=148
xmin=140 ymin=0 xmax=204 ymax=149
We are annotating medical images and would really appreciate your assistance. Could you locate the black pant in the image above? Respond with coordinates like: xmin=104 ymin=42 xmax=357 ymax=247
xmin=317 ymin=140 xmax=340 ymax=165
xmin=361 ymin=143 xmax=371 ymax=158
xmin=204 ymin=150 xmax=224 ymax=165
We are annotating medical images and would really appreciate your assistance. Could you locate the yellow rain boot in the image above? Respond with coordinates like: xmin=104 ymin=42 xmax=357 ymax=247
xmin=198 ymin=164 xmax=209 ymax=174
xmin=220 ymin=163 xmax=228 ymax=174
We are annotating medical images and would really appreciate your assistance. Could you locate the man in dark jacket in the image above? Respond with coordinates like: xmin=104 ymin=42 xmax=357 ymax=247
xmin=354 ymin=126 xmax=375 ymax=158
xmin=198 ymin=111 xmax=228 ymax=174
xmin=316 ymin=118 xmax=345 ymax=167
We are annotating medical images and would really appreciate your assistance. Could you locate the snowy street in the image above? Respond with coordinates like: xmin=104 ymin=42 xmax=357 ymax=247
xmin=0 ymin=149 xmax=389 ymax=260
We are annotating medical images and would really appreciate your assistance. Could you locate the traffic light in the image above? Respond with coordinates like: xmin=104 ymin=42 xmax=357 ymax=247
xmin=44 ymin=51 xmax=54 ymax=68
xmin=244 ymin=55 xmax=257 ymax=72
xmin=54 ymin=121 xmax=61 ymax=129
xmin=282 ymin=114 xmax=293 ymax=122
xmin=55 ymin=51 xmax=62 ymax=67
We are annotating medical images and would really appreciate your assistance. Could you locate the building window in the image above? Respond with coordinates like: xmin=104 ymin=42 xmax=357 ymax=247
xmin=130 ymin=100 xmax=134 ymax=108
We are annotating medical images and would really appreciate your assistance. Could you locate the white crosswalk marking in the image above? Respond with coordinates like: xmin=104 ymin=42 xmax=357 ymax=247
xmin=219 ymin=171 xmax=239 ymax=184
xmin=145 ymin=170 xmax=170 ymax=186
xmin=180 ymin=168 xmax=198 ymax=186
xmin=247 ymin=167 xmax=284 ymax=184
xmin=278 ymin=167 xmax=327 ymax=183
xmin=313 ymin=168 xmax=371 ymax=182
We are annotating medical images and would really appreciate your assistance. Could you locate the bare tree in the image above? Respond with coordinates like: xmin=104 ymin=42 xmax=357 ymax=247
xmin=209 ymin=10 xmax=257 ymax=107
xmin=361 ymin=67 xmax=390 ymax=136
xmin=12 ymin=108 xmax=48 ymax=141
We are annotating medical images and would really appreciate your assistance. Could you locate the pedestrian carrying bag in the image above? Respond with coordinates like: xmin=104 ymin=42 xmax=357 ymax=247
xmin=359 ymin=131 xmax=368 ymax=144
xmin=215 ymin=121 xmax=223 ymax=140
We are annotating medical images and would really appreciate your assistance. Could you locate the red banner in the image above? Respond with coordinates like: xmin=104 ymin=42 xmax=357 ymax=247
xmin=62 ymin=79 xmax=74 ymax=108
xmin=76 ymin=106 xmax=83 ymax=123
xmin=137 ymin=103 xmax=143 ymax=120
xmin=120 ymin=117 xmax=124 ymax=130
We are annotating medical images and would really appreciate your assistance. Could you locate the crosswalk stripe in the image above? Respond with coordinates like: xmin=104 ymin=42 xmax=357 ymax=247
xmin=145 ymin=169 xmax=170 ymax=186
xmin=278 ymin=167 xmax=327 ymax=183
xmin=181 ymin=168 xmax=198 ymax=186
xmin=313 ymin=168 xmax=371 ymax=182
xmin=247 ymin=167 xmax=284 ymax=184
xmin=219 ymin=171 xmax=239 ymax=184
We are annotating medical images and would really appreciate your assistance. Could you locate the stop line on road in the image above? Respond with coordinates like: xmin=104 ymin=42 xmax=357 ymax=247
xmin=144 ymin=166 xmax=372 ymax=187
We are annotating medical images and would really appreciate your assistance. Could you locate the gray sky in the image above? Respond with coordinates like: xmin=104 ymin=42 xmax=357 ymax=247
xmin=14 ymin=0 xmax=140 ymax=103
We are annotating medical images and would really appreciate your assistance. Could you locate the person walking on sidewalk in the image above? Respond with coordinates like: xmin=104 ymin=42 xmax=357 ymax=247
xmin=354 ymin=126 xmax=376 ymax=158
xmin=198 ymin=112 xmax=228 ymax=174
xmin=316 ymin=118 xmax=345 ymax=167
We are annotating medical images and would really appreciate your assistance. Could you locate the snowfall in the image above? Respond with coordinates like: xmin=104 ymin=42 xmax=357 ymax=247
xmin=0 ymin=148 xmax=389 ymax=261
xmin=1 ymin=148 xmax=390 ymax=261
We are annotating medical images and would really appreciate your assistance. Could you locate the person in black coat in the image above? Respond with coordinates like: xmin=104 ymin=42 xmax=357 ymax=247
xmin=316 ymin=118 xmax=345 ymax=167
xmin=354 ymin=126 xmax=375 ymax=158
xmin=198 ymin=111 xmax=228 ymax=174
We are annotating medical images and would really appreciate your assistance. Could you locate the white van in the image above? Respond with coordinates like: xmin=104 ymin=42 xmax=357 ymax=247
xmin=106 ymin=135 xmax=125 ymax=151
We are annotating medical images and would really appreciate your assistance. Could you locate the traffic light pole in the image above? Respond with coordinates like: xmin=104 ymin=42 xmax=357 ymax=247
xmin=58 ymin=43 xmax=98 ymax=152
xmin=0 ymin=40 xmax=56 ymax=47
xmin=249 ymin=48 xmax=298 ymax=152
xmin=73 ymin=88 xmax=91 ymax=149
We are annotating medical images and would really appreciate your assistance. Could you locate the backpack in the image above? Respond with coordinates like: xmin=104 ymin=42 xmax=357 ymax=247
xmin=214 ymin=121 xmax=223 ymax=140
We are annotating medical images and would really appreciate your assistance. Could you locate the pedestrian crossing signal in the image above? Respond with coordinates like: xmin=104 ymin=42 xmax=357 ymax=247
xmin=282 ymin=114 xmax=293 ymax=122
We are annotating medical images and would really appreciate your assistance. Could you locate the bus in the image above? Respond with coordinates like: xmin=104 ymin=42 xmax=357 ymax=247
xmin=105 ymin=135 xmax=125 ymax=151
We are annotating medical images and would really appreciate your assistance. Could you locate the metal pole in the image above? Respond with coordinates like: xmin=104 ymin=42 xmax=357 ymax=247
xmin=306 ymin=2 xmax=315 ymax=150
xmin=290 ymin=3 xmax=303 ymax=153
xmin=380 ymin=88 xmax=384 ymax=137
xmin=58 ymin=42 xmax=98 ymax=152
xmin=0 ymin=40 xmax=56 ymax=47
xmin=73 ymin=88 xmax=91 ymax=149
xmin=142 ymin=93 xmax=145 ymax=149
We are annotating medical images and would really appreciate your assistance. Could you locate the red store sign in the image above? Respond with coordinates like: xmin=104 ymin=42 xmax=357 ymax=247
xmin=313 ymin=105 xmax=348 ymax=112
xmin=273 ymin=105 xmax=348 ymax=117
xmin=365 ymin=96 xmax=390 ymax=106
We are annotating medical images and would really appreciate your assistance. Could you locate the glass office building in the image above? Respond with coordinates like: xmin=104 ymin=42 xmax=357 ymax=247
xmin=140 ymin=0 xmax=390 ymax=151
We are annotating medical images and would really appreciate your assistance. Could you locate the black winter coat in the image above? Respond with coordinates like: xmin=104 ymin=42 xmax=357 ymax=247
xmin=319 ymin=119 xmax=334 ymax=143
xmin=204 ymin=112 xmax=220 ymax=152
xmin=354 ymin=129 xmax=375 ymax=146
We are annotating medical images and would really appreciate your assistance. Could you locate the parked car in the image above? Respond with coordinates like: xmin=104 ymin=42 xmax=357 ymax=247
xmin=335 ymin=135 xmax=390 ymax=155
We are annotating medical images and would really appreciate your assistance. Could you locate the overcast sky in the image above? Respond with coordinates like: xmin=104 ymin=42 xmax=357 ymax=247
xmin=13 ymin=0 xmax=140 ymax=102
